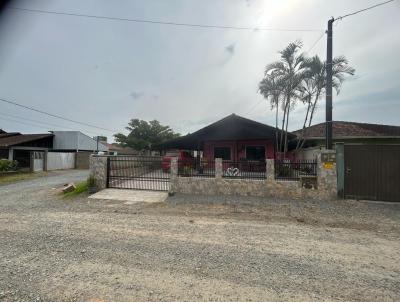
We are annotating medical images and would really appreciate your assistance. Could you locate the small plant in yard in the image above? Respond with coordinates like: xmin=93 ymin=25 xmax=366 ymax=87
xmin=87 ymin=176 xmax=97 ymax=194
xmin=0 ymin=159 xmax=18 ymax=172
xmin=62 ymin=181 xmax=89 ymax=198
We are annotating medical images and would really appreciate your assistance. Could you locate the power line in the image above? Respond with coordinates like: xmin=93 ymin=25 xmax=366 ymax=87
xmin=0 ymin=112 xmax=103 ymax=136
xmin=7 ymin=6 xmax=322 ymax=32
xmin=336 ymin=0 xmax=395 ymax=20
xmin=246 ymin=99 xmax=265 ymax=115
xmin=0 ymin=115 xmax=54 ymax=132
xmin=306 ymin=31 xmax=325 ymax=53
xmin=0 ymin=98 xmax=117 ymax=133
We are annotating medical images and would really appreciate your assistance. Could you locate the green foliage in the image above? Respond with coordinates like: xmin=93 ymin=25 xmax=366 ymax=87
xmin=87 ymin=176 xmax=96 ymax=187
xmin=114 ymin=119 xmax=180 ymax=151
xmin=63 ymin=181 xmax=88 ymax=198
xmin=179 ymin=166 xmax=193 ymax=176
xmin=259 ymin=40 xmax=355 ymax=154
xmin=0 ymin=159 xmax=18 ymax=171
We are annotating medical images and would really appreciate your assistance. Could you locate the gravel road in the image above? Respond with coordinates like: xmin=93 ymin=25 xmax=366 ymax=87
xmin=0 ymin=170 xmax=399 ymax=301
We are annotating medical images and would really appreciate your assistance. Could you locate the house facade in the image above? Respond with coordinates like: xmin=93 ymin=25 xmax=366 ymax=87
xmin=0 ymin=130 xmax=109 ymax=170
xmin=292 ymin=121 xmax=400 ymax=160
xmin=158 ymin=114 xmax=294 ymax=161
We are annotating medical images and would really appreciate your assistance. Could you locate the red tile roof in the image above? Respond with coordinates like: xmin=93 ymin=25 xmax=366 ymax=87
xmin=0 ymin=133 xmax=54 ymax=147
xmin=294 ymin=121 xmax=400 ymax=138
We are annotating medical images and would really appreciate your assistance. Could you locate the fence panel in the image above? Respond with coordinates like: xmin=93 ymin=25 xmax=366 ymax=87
xmin=274 ymin=160 xmax=317 ymax=181
xmin=222 ymin=160 xmax=266 ymax=179
xmin=47 ymin=152 xmax=75 ymax=170
xmin=177 ymin=158 xmax=215 ymax=177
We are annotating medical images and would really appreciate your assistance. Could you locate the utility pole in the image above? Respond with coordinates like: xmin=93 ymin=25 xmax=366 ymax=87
xmin=325 ymin=17 xmax=334 ymax=150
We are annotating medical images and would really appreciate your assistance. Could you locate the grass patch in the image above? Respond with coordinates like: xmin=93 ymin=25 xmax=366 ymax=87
xmin=0 ymin=172 xmax=47 ymax=186
xmin=62 ymin=180 xmax=88 ymax=198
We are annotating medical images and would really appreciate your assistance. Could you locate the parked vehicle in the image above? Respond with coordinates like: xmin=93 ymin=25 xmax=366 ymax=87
xmin=162 ymin=150 xmax=194 ymax=172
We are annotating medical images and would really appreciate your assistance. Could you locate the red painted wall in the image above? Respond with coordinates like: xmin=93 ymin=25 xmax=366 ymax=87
xmin=204 ymin=140 xmax=275 ymax=160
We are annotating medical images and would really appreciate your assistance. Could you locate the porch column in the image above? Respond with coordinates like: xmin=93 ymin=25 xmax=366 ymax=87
xmin=266 ymin=159 xmax=275 ymax=181
xmin=215 ymin=158 xmax=222 ymax=179
xmin=8 ymin=148 xmax=13 ymax=161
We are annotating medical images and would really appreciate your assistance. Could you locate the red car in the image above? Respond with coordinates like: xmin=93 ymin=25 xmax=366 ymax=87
xmin=162 ymin=150 xmax=194 ymax=172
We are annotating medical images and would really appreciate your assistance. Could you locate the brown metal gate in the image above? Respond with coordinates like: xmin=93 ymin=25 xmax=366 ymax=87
xmin=344 ymin=145 xmax=400 ymax=202
xmin=107 ymin=156 xmax=170 ymax=191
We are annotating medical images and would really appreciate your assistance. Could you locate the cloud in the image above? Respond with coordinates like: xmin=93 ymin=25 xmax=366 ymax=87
xmin=225 ymin=43 xmax=236 ymax=56
xmin=129 ymin=91 xmax=144 ymax=100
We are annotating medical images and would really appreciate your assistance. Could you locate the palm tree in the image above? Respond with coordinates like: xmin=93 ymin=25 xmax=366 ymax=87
xmin=259 ymin=74 xmax=284 ymax=153
xmin=263 ymin=40 xmax=307 ymax=157
xmin=296 ymin=55 xmax=355 ymax=150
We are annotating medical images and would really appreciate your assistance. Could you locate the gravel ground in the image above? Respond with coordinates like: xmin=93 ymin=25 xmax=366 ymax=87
xmin=0 ymin=170 xmax=399 ymax=301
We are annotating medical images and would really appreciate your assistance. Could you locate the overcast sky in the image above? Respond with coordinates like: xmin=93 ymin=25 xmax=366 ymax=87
xmin=0 ymin=0 xmax=399 ymax=142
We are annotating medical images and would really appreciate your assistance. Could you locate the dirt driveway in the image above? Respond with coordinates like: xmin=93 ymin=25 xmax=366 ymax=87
xmin=0 ymin=170 xmax=399 ymax=301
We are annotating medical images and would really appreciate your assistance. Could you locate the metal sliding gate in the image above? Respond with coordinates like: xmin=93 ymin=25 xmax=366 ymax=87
xmin=344 ymin=145 xmax=400 ymax=202
xmin=107 ymin=156 xmax=170 ymax=191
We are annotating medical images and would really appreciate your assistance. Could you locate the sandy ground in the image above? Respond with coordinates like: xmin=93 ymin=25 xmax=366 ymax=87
xmin=0 ymin=170 xmax=399 ymax=301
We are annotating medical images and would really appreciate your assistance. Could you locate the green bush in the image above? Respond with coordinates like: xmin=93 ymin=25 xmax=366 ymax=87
xmin=87 ymin=176 xmax=96 ymax=187
xmin=0 ymin=159 xmax=18 ymax=172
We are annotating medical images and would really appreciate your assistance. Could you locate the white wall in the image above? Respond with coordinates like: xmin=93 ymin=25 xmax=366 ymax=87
xmin=52 ymin=131 xmax=108 ymax=152
xmin=47 ymin=152 xmax=75 ymax=170
xmin=296 ymin=147 xmax=323 ymax=161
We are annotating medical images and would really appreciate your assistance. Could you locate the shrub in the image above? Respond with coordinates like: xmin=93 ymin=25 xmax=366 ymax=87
xmin=0 ymin=159 xmax=18 ymax=172
xmin=87 ymin=176 xmax=96 ymax=187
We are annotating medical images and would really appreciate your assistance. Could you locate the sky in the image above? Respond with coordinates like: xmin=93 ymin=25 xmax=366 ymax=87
xmin=0 ymin=0 xmax=399 ymax=142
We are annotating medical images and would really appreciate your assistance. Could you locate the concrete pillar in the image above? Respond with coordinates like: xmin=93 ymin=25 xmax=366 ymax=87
xmin=89 ymin=155 xmax=108 ymax=191
xmin=215 ymin=158 xmax=224 ymax=178
xmin=169 ymin=158 xmax=178 ymax=193
xmin=266 ymin=159 xmax=275 ymax=181
xmin=43 ymin=150 xmax=48 ymax=171
xmin=170 ymin=158 xmax=178 ymax=178
xmin=316 ymin=150 xmax=337 ymax=200
xmin=215 ymin=158 xmax=222 ymax=178
xmin=8 ymin=148 xmax=13 ymax=161
xmin=335 ymin=143 xmax=344 ymax=198
xmin=29 ymin=151 xmax=34 ymax=172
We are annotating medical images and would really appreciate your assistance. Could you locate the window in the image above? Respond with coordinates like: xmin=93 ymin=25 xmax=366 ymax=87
xmin=245 ymin=146 xmax=265 ymax=161
xmin=214 ymin=147 xmax=231 ymax=160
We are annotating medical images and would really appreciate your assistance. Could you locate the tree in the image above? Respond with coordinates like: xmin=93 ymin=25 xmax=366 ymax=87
xmin=114 ymin=119 xmax=180 ymax=151
xmin=260 ymin=40 xmax=307 ymax=157
xmin=258 ymin=74 xmax=284 ymax=153
xmin=295 ymin=55 xmax=355 ymax=150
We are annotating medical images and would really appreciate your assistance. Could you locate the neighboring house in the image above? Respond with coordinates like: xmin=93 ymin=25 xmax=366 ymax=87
xmin=158 ymin=114 xmax=295 ymax=161
xmin=0 ymin=131 xmax=54 ymax=168
xmin=51 ymin=131 xmax=108 ymax=152
xmin=293 ymin=121 xmax=400 ymax=160
xmin=0 ymin=130 xmax=109 ymax=170
xmin=103 ymin=143 xmax=139 ymax=155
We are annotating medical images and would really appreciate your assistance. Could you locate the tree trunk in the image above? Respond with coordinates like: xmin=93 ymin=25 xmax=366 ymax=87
xmin=275 ymin=97 xmax=279 ymax=154
xmin=296 ymin=95 xmax=312 ymax=151
xmin=279 ymin=99 xmax=288 ymax=156
xmin=299 ymin=91 xmax=320 ymax=150
xmin=283 ymin=107 xmax=290 ymax=159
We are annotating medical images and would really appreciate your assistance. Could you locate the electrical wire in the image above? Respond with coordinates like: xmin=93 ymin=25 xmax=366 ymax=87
xmin=0 ymin=115 xmax=55 ymax=132
xmin=306 ymin=31 xmax=325 ymax=53
xmin=0 ymin=112 xmax=103 ymax=136
xmin=7 ymin=6 xmax=322 ymax=32
xmin=0 ymin=98 xmax=117 ymax=133
xmin=336 ymin=0 xmax=395 ymax=20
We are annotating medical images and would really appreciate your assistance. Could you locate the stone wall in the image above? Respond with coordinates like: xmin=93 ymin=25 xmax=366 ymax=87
xmin=89 ymin=151 xmax=338 ymax=200
xmin=89 ymin=155 xmax=108 ymax=190
xmin=171 ymin=151 xmax=337 ymax=201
